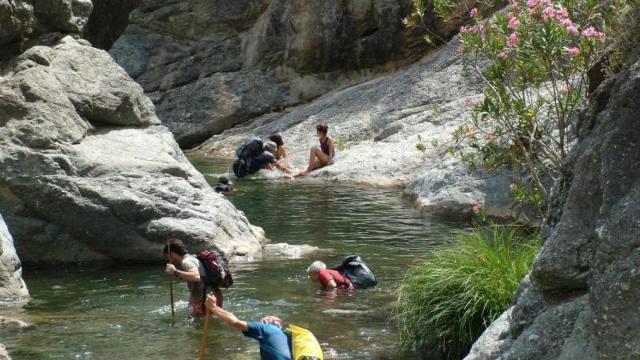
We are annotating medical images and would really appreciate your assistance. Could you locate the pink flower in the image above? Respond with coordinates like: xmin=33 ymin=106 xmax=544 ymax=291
xmin=464 ymin=97 xmax=477 ymax=105
xmin=507 ymin=32 xmax=520 ymax=47
xmin=460 ymin=25 xmax=476 ymax=34
xmin=582 ymin=26 xmax=605 ymax=42
xmin=526 ymin=0 xmax=539 ymax=9
xmin=555 ymin=8 xmax=569 ymax=20
xmin=541 ymin=6 xmax=556 ymax=20
xmin=509 ymin=183 xmax=517 ymax=192
xmin=567 ymin=47 xmax=580 ymax=57
xmin=470 ymin=7 xmax=478 ymax=17
xmin=507 ymin=16 xmax=520 ymax=29
xmin=566 ymin=25 xmax=578 ymax=35
xmin=472 ymin=204 xmax=482 ymax=214
xmin=497 ymin=51 xmax=508 ymax=60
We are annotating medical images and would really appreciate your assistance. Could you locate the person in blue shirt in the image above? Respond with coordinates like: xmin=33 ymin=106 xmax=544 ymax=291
xmin=205 ymin=295 xmax=292 ymax=360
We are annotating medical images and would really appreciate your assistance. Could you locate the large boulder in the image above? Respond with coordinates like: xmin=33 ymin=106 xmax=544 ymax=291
xmin=191 ymin=37 xmax=516 ymax=218
xmin=464 ymin=57 xmax=640 ymax=358
xmin=110 ymin=0 xmax=432 ymax=147
xmin=0 ymin=36 xmax=265 ymax=264
xmin=0 ymin=214 xmax=29 ymax=306
xmin=0 ymin=0 xmax=34 ymax=52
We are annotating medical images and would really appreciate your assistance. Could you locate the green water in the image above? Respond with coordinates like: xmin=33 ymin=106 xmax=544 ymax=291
xmin=2 ymin=159 xmax=466 ymax=359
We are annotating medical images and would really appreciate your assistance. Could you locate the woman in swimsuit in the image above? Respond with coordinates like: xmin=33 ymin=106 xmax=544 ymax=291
xmin=268 ymin=133 xmax=288 ymax=160
xmin=293 ymin=124 xmax=335 ymax=178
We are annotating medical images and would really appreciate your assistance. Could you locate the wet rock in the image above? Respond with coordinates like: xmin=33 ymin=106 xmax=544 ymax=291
xmin=0 ymin=215 xmax=28 ymax=305
xmin=0 ymin=316 xmax=32 ymax=330
xmin=191 ymin=37 xmax=515 ymax=219
xmin=262 ymin=243 xmax=319 ymax=260
xmin=0 ymin=36 xmax=264 ymax=264
xmin=110 ymin=0 xmax=431 ymax=147
xmin=0 ymin=344 xmax=9 ymax=360
xmin=465 ymin=51 xmax=640 ymax=359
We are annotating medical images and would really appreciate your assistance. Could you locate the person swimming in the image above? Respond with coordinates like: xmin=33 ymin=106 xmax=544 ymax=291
xmin=293 ymin=124 xmax=334 ymax=178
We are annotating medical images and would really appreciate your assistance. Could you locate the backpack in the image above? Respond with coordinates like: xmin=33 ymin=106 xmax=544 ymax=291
xmin=197 ymin=250 xmax=233 ymax=289
xmin=287 ymin=324 xmax=324 ymax=360
xmin=235 ymin=137 xmax=264 ymax=163
xmin=232 ymin=158 xmax=249 ymax=178
xmin=333 ymin=255 xmax=377 ymax=289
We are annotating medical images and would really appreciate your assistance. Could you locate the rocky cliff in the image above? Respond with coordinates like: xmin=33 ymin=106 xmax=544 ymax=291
xmin=0 ymin=0 xmax=265 ymax=265
xmin=110 ymin=0 xmax=436 ymax=147
xmin=465 ymin=55 xmax=640 ymax=359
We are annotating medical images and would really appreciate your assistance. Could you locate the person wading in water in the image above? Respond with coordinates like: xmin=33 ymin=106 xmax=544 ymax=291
xmin=164 ymin=238 xmax=222 ymax=317
xmin=293 ymin=124 xmax=335 ymax=178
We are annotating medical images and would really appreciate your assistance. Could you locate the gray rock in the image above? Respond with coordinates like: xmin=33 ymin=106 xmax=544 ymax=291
xmin=262 ymin=243 xmax=319 ymax=260
xmin=32 ymin=0 xmax=93 ymax=34
xmin=0 ymin=316 xmax=32 ymax=330
xmin=0 ymin=343 xmax=9 ymax=360
xmin=85 ymin=0 xmax=142 ymax=50
xmin=110 ymin=0 xmax=431 ymax=147
xmin=465 ymin=53 xmax=640 ymax=360
xmin=465 ymin=307 xmax=513 ymax=360
xmin=0 ymin=214 xmax=29 ymax=306
xmin=0 ymin=0 xmax=33 ymax=50
xmin=191 ymin=37 xmax=516 ymax=219
xmin=0 ymin=36 xmax=265 ymax=264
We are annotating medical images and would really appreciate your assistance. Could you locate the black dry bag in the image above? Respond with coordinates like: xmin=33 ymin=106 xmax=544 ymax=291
xmin=334 ymin=255 xmax=377 ymax=289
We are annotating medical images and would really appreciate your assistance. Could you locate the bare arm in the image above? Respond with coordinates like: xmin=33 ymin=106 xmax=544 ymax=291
xmin=166 ymin=262 xmax=200 ymax=282
xmin=274 ymin=161 xmax=293 ymax=174
xmin=325 ymin=279 xmax=337 ymax=289
xmin=206 ymin=295 xmax=248 ymax=331
xmin=327 ymin=139 xmax=335 ymax=163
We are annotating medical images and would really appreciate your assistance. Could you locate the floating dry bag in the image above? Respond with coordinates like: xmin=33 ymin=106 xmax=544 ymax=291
xmin=287 ymin=324 xmax=323 ymax=360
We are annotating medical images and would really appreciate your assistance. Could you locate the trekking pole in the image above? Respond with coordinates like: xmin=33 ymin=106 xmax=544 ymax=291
xmin=198 ymin=308 xmax=211 ymax=360
xmin=167 ymin=240 xmax=175 ymax=319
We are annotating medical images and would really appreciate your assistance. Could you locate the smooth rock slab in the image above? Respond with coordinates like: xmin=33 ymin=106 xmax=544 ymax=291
xmin=0 ymin=214 xmax=28 ymax=305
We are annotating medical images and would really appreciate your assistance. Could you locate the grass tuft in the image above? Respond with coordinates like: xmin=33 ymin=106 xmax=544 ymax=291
xmin=396 ymin=224 xmax=539 ymax=358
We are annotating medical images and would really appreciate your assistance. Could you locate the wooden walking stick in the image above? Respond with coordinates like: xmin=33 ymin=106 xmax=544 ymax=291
xmin=198 ymin=308 xmax=211 ymax=360
xmin=167 ymin=240 xmax=175 ymax=319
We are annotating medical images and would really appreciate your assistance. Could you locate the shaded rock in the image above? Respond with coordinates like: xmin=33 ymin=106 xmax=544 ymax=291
xmin=111 ymin=0 xmax=431 ymax=147
xmin=32 ymin=0 xmax=93 ymax=34
xmin=0 ymin=214 xmax=29 ymax=306
xmin=85 ymin=0 xmax=142 ymax=50
xmin=465 ymin=51 xmax=640 ymax=359
xmin=0 ymin=0 xmax=34 ymax=51
xmin=0 ymin=36 xmax=264 ymax=264
xmin=191 ymin=37 xmax=516 ymax=219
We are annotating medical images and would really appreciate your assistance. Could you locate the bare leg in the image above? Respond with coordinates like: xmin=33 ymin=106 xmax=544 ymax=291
xmin=294 ymin=147 xmax=329 ymax=178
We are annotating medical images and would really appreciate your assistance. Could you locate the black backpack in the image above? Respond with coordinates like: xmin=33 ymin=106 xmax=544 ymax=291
xmin=333 ymin=255 xmax=377 ymax=289
xmin=232 ymin=158 xmax=249 ymax=178
xmin=197 ymin=250 xmax=233 ymax=289
xmin=235 ymin=137 xmax=264 ymax=163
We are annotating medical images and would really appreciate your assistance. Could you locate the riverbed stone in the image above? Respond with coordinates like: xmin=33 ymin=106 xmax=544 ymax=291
xmin=0 ymin=344 xmax=9 ymax=360
xmin=0 ymin=36 xmax=265 ymax=264
xmin=262 ymin=243 xmax=319 ymax=260
xmin=0 ymin=316 xmax=32 ymax=330
xmin=464 ymin=52 xmax=640 ymax=359
xmin=110 ymin=0 xmax=434 ymax=147
xmin=0 ymin=215 xmax=28 ymax=305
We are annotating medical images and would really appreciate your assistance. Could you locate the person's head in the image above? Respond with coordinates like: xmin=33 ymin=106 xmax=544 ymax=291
xmin=264 ymin=140 xmax=277 ymax=155
xmin=219 ymin=176 xmax=230 ymax=185
xmin=163 ymin=238 xmax=187 ymax=263
xmin=261 ymin=315 xmax=285 ymax=329
xmin=315 ymin=124 xmax=329 ymax=139
xmin=268 ymin=134 xmax=284 ymax=147
xmin=307 ymin=260 xmax=327 ymax=283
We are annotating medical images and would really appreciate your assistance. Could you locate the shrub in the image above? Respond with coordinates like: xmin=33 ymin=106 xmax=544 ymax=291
xmin=396 ymin=224 xmax=539 ymax=358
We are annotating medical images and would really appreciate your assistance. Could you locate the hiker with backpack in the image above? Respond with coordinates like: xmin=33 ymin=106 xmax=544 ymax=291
xmin=164 ymin=238 xmax=231 ymax=318
xmin=233 ymin=138 xmax=292 ymax=178
xmin=293 ymin=124 xmax=335 ymax=178
xmin=204 ymin=295 xmax=324 ymax=360
xmin=307 ymin=256 xmax=377 ymax=290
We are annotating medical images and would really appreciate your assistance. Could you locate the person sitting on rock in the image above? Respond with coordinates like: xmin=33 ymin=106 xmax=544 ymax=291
xmin=306 ymin=260 xmax=353 ymax=290
xmin=213 ymin=176 xmax=235 ymax=195
xmin=293 ymin=124 xmax=335 ymax=178
xmin=268 ymin=133 xmax=288 ymax=160
xmin=164 ymin=238 xmax=223 ymax=318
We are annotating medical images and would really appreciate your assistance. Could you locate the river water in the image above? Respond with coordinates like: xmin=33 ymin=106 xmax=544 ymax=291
xmin=2 ymin=159 xmax=466 ymax=359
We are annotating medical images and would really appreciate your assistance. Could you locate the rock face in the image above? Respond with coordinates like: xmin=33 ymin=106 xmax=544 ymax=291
xmin=110 ymin=0 xmax=432 ymax=147
xmin=191 ymin=37 xmax=516 ymax=218
xmin=0 ymin=344 xmax=9 ymax=360
xmin=85 ymin=0 xmax=142 ymax=50
xmin=464 ymin=58 xmax=640 ymax=359
xmin=0 ymin=31 xmax=265 ymax=264
xmin=0 ymin=214 xmax=29 ymax=306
